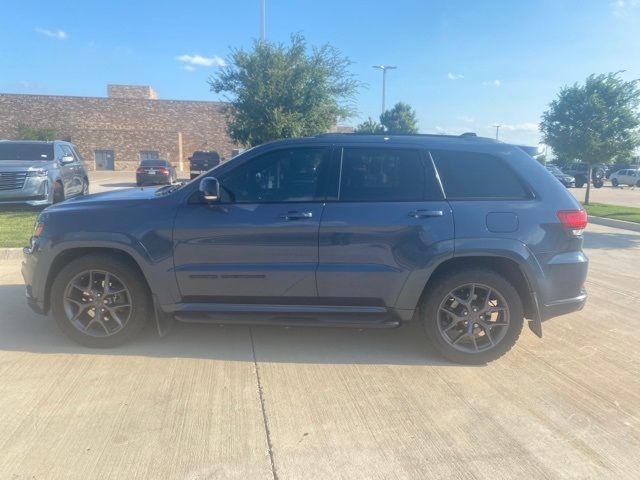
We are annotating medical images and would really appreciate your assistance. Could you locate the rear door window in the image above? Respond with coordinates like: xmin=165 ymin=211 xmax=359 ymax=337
xmin=338 ymin=147 xmax=438 ymax=201
xmin=431 ymin=150 xmax=530 ymax=200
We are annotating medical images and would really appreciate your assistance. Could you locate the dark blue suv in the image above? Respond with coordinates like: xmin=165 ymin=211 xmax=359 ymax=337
xmin=22 ymin=134 xmax=588 ymax=363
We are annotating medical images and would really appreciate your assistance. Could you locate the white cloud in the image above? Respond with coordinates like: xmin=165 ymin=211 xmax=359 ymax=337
xmin=457 ymin=115 xmax=475 ymax=123
xmin=482 ymin=79 xmax=501 ymax=87
xmin=176 ymin=54 xmax=226 ymax=68
xmin=35 ymin=28 xmax=67 ymax=40
xmin=611 ymin=0 xmax=639 ymax=14
xmin=447 ymin=72 xmax=464 ymax=80
xmin=500 ymin=122 xmax=539 ymax=132
xmin=181 ymin=65 xmax=196 ymax=71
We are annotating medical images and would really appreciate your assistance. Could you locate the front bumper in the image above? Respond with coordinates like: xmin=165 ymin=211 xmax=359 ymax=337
xmin=22 ymin=244 xmax=48 ymax=315
xmin=0 ymin=176 xmax=51 ymax=206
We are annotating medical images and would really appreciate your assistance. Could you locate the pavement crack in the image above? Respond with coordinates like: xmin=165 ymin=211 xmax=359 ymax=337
xmin=249 ymin=327 xmax=279 ymax=480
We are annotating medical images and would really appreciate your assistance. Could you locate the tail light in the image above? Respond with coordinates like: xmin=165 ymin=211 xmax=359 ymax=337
xmin=136 ymin=167 xmax=145 ymax=173
xmin=158 ymin=167 xmax=169 ymax=175
xmin=557 ymin=210 xmax=587 ymax=236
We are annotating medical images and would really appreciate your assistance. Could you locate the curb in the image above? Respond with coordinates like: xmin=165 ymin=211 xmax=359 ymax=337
xmin=0 ymin=248 xmax=24 ymax=261
xmin=589 ymin=215 xmax=640 ymax=233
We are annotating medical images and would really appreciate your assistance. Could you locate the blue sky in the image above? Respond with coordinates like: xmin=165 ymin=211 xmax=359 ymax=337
xmin=1 ymin=0 xmax=640 ymax=146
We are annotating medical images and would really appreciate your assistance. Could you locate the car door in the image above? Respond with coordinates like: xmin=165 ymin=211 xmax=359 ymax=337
xmin=627 ymin=170 xmax=638 ymax=186
xmin=59 ymin=144 xmax=81 ymax=195
xmin=172 ymin=145 xmax=332 ymax=301
xmin=316 ymin=145 xmax=454 ymax=310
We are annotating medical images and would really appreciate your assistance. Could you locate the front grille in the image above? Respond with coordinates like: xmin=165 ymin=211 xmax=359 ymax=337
xmin=0 ymin=171 xmax=28 ymax=191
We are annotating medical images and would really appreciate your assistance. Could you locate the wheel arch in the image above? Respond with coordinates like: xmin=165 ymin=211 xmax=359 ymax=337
xmin=44 ymin=247 xmax=149 ymax=313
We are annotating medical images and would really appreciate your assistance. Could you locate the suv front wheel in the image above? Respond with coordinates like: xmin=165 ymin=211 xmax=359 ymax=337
xmin=421 ymin=269 xmax=524 ymax=364
xmin=50 ymin=254 xmax=150 ymax=347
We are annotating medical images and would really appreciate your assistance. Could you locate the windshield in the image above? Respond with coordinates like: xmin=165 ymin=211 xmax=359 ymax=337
xmin=0 ymin=143 xmax=54 ymax=161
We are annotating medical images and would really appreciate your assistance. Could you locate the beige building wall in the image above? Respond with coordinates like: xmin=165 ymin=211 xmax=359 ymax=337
xmin=0 ymin=87 xmax=235 ymax=171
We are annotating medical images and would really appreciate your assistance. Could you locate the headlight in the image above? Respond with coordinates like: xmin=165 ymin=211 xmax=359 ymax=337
xmin=27 ymin=169 xmax=49 ymax=177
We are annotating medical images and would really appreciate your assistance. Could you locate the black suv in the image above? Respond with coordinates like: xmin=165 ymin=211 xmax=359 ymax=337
xmin=189 ymin=151 xmax=221 ymax=179
xmin=22 ymin=134 xmax=588 ymax=364
xmin=564 ymin=163 xmax=606 ymax=188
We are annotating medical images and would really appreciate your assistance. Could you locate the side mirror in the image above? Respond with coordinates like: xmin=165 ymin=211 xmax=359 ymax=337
xmin=199 ymin=177 xmax=220 ymax=202
xmin=60 ymin=154 xmax=74 ymax=164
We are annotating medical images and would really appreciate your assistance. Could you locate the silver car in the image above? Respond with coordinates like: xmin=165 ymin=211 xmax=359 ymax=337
xmin=610 ymin=168 xmax=640 ymax=188
xmin=0 ymin=140 xmax=89 ymax=206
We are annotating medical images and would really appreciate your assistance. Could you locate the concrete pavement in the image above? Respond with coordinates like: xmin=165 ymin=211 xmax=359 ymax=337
xmin=570 ymin=184 xmax=640 ymax=207
xmin=0 ymin=223 xmax=639 ymax=478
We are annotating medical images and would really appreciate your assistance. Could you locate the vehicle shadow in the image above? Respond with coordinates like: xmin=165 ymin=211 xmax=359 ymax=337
xmin=0 ymin=284 xmax=457 ymax=367
xmin=98 ymin=182 xmax=136 ymax=188
xmin=584 ymin=230 xmax=640 ymax=250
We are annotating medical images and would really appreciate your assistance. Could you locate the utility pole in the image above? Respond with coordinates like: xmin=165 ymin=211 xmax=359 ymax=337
xmin=372 ymin=65 xmax=397 ymax=115
xmin=493 ymin=124 xmax=502 ymax=141
xmin=260 ymin=0 xmax=265 ymax=42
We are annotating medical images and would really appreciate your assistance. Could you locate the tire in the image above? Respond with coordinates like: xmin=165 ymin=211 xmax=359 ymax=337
xmin=593 ymin=179 xmax=604 ymax=188
xmin=612 ymin=178 xmax=619 ymax=187
xmin=50 ymin=253 xmax=150 ymax=348
xmin=420 ymin=268 xmax=524 ymax=364
xmin=52 ymin=181 xmax=65 ymax=203
xmin=575 ymin=179 xmax=584 ymax=188
xmin=136 ymin=181 xmax=143 ymax=187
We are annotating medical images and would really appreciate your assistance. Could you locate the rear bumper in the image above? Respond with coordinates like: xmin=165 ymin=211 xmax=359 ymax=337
xmin=540 ymin=288 xmax=587 ymax=321
xmin=136 ymin=173 xmax=170 ymax=185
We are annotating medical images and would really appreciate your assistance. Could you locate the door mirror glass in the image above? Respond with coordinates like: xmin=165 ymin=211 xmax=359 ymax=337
xmin=200 ymin=177 xmax=220 ymax=202
xmin=61 ymin=154 xmax=75 ymax=164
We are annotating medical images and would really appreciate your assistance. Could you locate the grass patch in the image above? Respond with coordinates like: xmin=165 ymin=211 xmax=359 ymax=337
xmin=0 ymin=210 xmax=38 ymax=248
xmin=583 ymin=202 xmax=640 ymax=224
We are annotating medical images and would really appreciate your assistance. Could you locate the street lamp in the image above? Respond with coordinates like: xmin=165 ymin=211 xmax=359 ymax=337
xmin=372 ymin=65 xmax=397 ymax=115
xmin=493 ymin=124 xmax=502 ymax=141
xmin=260 ymin=0 xmax=266 ymax=42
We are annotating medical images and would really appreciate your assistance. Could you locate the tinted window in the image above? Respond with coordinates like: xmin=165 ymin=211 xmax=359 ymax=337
xmin=339 ymin=148 xmax=427 ymax=201
xmin=0 ymin=143 xmax=54 ymax=161
xmin=431 ymin=150 xmax=529 ymax=199
xmin=220 ymin=147 xmax=330 ymax=203
xmin=141 ymin=160 xmax=169 ymax=167
xmin=60 ymin=144 xmax=76 ymax=160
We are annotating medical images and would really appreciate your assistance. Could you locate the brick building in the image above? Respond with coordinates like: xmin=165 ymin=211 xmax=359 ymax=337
xmin=0 ymin=85 xmax=236 ymax=171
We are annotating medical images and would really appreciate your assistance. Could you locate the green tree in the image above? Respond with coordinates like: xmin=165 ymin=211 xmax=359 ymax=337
xmin=540 ymin=72 xmax=640 ymax=204
xmin=355 ymin=117 xmax=383 ymax=134
xmin=380 ymin=102 xmax=419 ymax=134
xmin=208 ymin=34 xmax=360 ymax=147
xmin=15 ymin=123 xmax=57 ymax=141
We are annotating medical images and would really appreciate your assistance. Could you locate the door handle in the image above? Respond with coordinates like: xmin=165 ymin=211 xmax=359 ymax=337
xmin=279 ymin=211 xmax=313 ymax=220
xmin=408 ymin=209 xmax=444 ymax=218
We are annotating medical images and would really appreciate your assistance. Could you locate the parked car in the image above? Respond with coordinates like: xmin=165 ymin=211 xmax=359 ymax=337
xmin=22 ymin=133 xmax=588 ymax=364
xmin=0 ymin=140 xmax=89 ymax=207
xmin=135 ymin=159 xmax=177 ymax=186
xmin=189 ymin=151 xmax=221 ymax=179
xmin=606 ymin=163 xmax=632 ymax=179
xmin=563 ymin=163 xmax=605 ymax=188
xmin=545 ymin=164 xmax=575 ymax=187
xmin=609 ymin=168 xmax=640 ymax=187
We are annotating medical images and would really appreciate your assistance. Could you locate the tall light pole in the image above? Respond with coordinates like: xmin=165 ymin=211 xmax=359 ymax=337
xmin=493 ymin=124 xmax=502 ymax=141
xmin=260 ymin=0 xmax=265 ymax=42
xmin=372 ymin=65 xmax=397 ymax=115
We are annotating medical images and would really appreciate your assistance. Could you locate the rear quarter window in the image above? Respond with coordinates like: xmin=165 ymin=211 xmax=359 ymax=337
xmin=431 ymin=150 xmax=530 ymax=200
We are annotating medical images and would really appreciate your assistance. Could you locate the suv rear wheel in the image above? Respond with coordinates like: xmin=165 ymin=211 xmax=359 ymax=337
xmin=50 ymin=254 xmax=150 ymax=347
xmin=421 ymin=269 xmax=524 ymax=364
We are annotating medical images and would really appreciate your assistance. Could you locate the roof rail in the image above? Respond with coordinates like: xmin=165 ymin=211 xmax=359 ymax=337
xmin=316 ymin=132 xmax=495 ymax=141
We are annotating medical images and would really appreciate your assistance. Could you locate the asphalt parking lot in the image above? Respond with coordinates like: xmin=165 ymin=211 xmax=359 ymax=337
xmin=0 ymin=222 xmax=639 ymax=479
